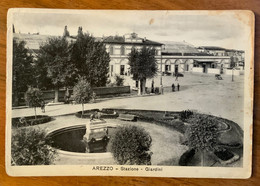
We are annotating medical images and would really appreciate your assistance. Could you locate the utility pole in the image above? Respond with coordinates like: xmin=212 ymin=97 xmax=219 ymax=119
xmin=160 ymin=45 xmax=163 ymax=86
xmin=232 ymin=68 xmax=234 ymax=82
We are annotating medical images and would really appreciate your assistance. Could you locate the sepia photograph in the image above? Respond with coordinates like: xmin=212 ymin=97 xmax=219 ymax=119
xmin=6 ymin=9 xmax=254 ymax=178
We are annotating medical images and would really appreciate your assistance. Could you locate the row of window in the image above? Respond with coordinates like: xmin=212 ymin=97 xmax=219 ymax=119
xmin=110 ymin=65 xmax=129 ymax=76
xmin=109 ymin=46 xmax=159 ymax=55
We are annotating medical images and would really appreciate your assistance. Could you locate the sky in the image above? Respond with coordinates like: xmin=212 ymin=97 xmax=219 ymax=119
xmin=12 ymin=10 xmax=251 ymax=50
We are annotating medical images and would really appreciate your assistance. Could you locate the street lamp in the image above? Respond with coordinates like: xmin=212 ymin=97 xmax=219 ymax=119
xmin=160 ymin=45 xmax=163 ymax=86
xmin=232 ymin=67 xmax=235 ymax=82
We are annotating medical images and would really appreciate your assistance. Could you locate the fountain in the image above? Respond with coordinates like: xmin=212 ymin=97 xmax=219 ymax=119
xmin=83 ymin=111 xmax=110 ymax=153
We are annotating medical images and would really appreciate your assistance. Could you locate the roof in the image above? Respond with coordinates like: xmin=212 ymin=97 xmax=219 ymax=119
xmin=194 ymin=59 xmax=218 ymax=63
xmin=199 ymin=46 xmax=226 ymax=51
xmin=162 ymin=41 xmax=199 ymax=54
xmin=102 ymin=34 xmax=163 ymax=46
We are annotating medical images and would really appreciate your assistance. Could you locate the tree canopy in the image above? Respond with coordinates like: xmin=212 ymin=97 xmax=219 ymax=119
xmin=128 ymin=46 xmax=158 ymax=94
xmin=13 ymin=40 xmax=34 ymax=94
xmin=37 ymin=36 xmax=76 ymax=89
xmin=36 ymin=27 xmax=110 ymax=90
xmin=13 ymin=40 xmax=35 ymax=106
xmin=72 ymin=77 xmax=93 ymax=117
xmin=70 ymin=31 xmax=110 ymax=87
xmin=128 ymin=47 xmax=158 ymax=80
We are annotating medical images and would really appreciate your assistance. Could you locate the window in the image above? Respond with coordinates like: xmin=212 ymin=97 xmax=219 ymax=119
xmin=165 ymin=65 xmax=171 ymax=72
xmin=194 ymin=61 xmax=199 ymax=67
xmin=120 ymin=65 xmax=125 ymax=75
xmin=120 ymin=46 xmax=125 ymax=55
xmin=109 ymin=45 xmax=114 ymax=55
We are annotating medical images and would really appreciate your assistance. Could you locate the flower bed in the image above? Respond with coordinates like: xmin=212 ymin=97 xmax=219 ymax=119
xmin=12 ymin=115 xmax=52 ymax=128
xmin=75 ymin=109 xmax=119 ymax=119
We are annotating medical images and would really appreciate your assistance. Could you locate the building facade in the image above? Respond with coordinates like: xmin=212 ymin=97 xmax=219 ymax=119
xmin=102 ymin=33 xmax=163 ymax=77
xmin=13 ymin=31 xmax=244 ymax=80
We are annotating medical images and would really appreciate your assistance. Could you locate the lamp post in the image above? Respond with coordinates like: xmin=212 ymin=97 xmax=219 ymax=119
xmin=160 ymin=45 xmax=163 ymax=86
xmin=232 ymin=67 xmax=234 ymax=82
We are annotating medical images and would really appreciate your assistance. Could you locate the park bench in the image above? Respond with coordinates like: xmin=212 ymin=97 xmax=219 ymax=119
xmin=118 ymin=114 xmax=137 ymax=121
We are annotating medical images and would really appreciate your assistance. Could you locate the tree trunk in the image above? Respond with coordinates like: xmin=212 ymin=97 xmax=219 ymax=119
xmin=142 ymin=78 xmax=146 ymax=94
xmin=82 ymin=103 xmax=84 ymax=118
xmin=138 ymin=80 xmax=141 ymax=95
xmin=34 ymin=107 xmax=37 ymax=119
xmin=54 ymin=88 xmax=59 ymax=103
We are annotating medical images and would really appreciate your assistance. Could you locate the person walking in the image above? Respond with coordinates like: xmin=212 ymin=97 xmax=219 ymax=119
xmin=175 ymin=73 xmax=179 ymax=81
xmin=172 ymin=83 xmax=175 ymax=92
xmin=41 ymin=100 xmax=45 ymax=113
xmin=177 ymin=83 xmax=180 ymax=91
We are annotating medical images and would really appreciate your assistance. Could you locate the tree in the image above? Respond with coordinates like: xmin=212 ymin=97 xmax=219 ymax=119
xmin=183 ymin=114 xmax=222 ymax=166
xmin=37 ymin=36 xmax=76 ymax=101
xmin=70 ymin=28 xmax=110 ymax=87
xmin=230 ymin=56 xmax=238 ymax=68
xmin=13 ymin=40 xmax=34 ymax=106
xmin=25 ymin=87 xmax=43 ymax=119
xmin=73 ymin=77 xmax=92 ymax=117
xmin=11 ymin=127 xmax=57 ymax=165
xmin=109 ymin=125 xmax=152 ymax=165
xmin=114 ymin=74 xmax=124 ymax=86
xmin=128 ymin=46 xmax=158 ymax=95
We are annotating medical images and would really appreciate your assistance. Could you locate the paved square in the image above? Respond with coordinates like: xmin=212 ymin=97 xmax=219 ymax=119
xmin=13 ymin=73 xmax=244 ymax=128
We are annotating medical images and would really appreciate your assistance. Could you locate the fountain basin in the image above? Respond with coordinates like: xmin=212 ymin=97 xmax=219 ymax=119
xmin=47 ymin=124 xmax=118 ymax=153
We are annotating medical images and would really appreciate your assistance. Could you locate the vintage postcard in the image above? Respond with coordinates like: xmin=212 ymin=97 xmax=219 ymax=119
xmin=6 ymin=9 xmax=254 ymax=178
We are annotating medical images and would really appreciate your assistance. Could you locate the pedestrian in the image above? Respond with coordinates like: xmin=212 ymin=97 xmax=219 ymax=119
xmin=175 ymin=73 xmax=179 ymax=81
xmin=177 ymin=83 xmax=180 ymax=91
xmin=41 ymin=100 xmax=45 ymax=113
xmin=151 ymin=79 xmax=154 ymax=93
xmin=172 ymin=83 xmax=175 ymax=92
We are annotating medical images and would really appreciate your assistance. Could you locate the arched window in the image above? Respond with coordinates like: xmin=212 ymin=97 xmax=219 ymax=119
xmin=211 ymin=63 xmax=216 ymax=68
xmin=165 ymin=60 xmax=171 ymax=72
xmin=109 ymin=45 xmax=114 ymax=55
xmin=120 ymin=46 xmax=125 ymax=55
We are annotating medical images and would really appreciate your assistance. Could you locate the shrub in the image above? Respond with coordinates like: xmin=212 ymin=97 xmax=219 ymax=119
xmin=180 ymin=110 xmax=194 ymax=122
xmin=114 ymin=75 xmax=124 ymax=86
xmin=183 ymin=114 xmax=223 ymax=166
xmin=109 ymin=125 xmax=152 ymax=165
xmin=11 ymin=128 xmax=57 ymax=165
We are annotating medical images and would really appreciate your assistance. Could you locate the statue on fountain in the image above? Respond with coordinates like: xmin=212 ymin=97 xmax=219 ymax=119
xmin=83 ymin=111 xmax=109 ymax=153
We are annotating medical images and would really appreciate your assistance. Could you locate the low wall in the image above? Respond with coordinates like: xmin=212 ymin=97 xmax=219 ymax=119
xmin=192 ymin=67 xmax=203 ymax=73
xmin=43 ymin=86 xmax=130 ymax=102
xmin=207 ymin=68 xmax=220 ymax=74
xmin=92 ymin=86 xmax=130 ymax=96
xmin=225 ymin=69 xmax=241 ymax=76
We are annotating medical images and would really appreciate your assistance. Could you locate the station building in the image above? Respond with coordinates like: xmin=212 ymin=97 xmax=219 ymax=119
xmin=13 ymin=31 xmax=245 ymax=79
